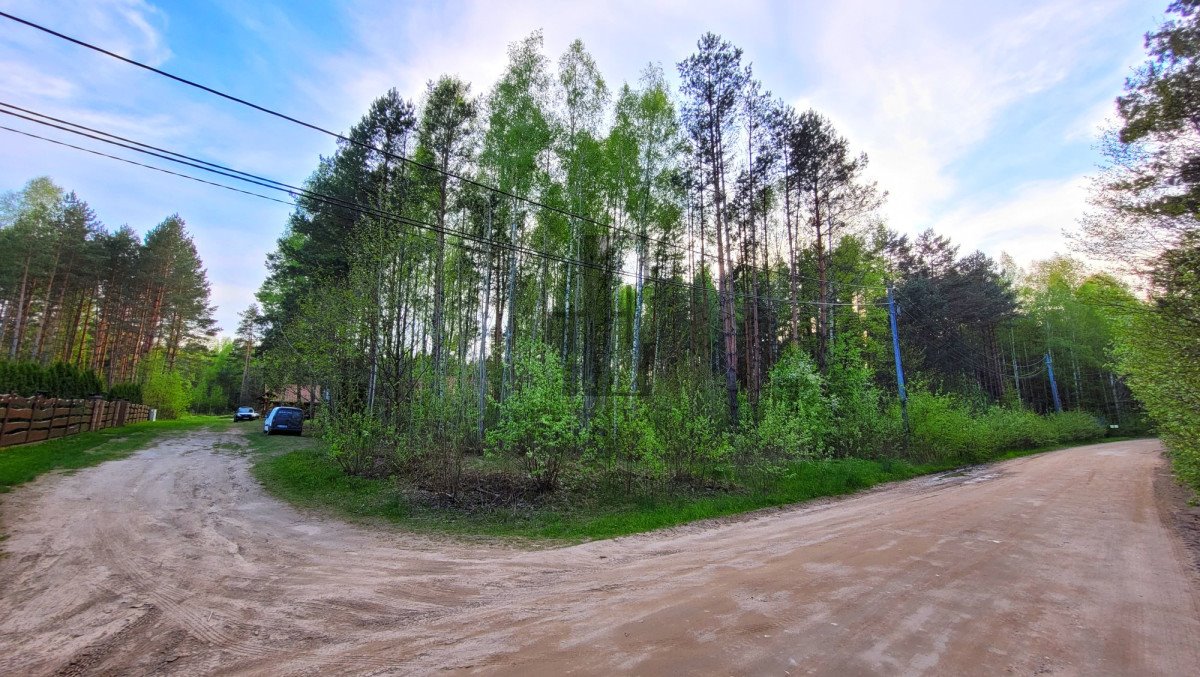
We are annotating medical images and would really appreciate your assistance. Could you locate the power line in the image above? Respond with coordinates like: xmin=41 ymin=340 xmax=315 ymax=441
xmin=0 ymin=111 xmax=873 ymax=310
xmin=0 ymin=124 xmax=1049 ymax=390
xmin=0 ymin=10 xmax=894 ymax=296
xmin=0 ymin=123 xmax=296 ymax=207
xmin=0 ymin=11 xmax=699 ymax=264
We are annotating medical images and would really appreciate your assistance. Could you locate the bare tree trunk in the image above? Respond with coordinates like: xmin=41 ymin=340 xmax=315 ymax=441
xmin=477 ymin=207 xmax=494 ymax=443
xmin=9 ymin=255 xmax=32 ymax=359
xmin=501 ymin=213 xmax=519 ymax=402
xmin=32 ymin=247 xmax=63 ymax=363
xmin=431 ymin=173 xmax=449 ymax=396
xmin=814 ymin=188 xmax=828 ymax=372
xmin=709 ymin=120 xmax=739 ymax=425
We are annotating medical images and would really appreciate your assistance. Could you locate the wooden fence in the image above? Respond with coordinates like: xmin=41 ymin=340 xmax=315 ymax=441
xmin=0 ymin=396 xmax=151 ymax=448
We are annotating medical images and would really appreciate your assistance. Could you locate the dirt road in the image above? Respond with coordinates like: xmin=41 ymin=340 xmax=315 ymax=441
xmin=1 ymin=433 xmax=1198 ymax=676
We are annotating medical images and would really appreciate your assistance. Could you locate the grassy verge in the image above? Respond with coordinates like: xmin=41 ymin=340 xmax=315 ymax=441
xmin=0 ymin=415 xmax=227 ymax=492
xmin=244 ymin=431 xmax=1138 ymax=542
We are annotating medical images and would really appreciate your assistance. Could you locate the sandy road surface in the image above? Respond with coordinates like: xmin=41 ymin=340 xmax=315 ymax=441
xmin=1 ymin=434 xmax=1198 ymax=676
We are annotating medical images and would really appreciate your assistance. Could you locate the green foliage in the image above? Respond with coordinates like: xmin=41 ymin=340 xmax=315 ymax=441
xmin=587 ymin=398 xmax=665 ymax=492
xmin=186 ymin=339 xmax=243 ymax=413
xmin=644 ymin=368 xmax=734 ymax=482
xmin=1113 ymin=305 xmax=1200 ymax=490
xmin=313 ymin=408 xmax=398 ymax=478
xmin=1072 ymin=1 xmax=1200 ymax=493
xmin=1046 ymin=411 xmax=1108 ymax=443
xmin=825 ymin=336 xmax=896 ymax=457
xmin=758 ymin=346 xmax=830 ymax=458
xmin=107 ymin=382 xmax=143 ymax=404
xmin=978 ymin=407 xmax=1055 ymax=451
xmin=906 ymin=390 xmax=1106 ymax=465
xmin=486 ymin=342 xmax=582 ymax=490
xmin=142 ymin=366 xmax=189 ymax=420
xmin=906 ymin=391 xmax=987 ymax=463
xmin=0 ymin=359 xmax=104 ymax=398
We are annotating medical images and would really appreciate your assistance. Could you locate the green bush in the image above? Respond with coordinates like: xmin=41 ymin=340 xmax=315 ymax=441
xmin=906 ymin=391 xmax=989 ymax=463
xmin=646 ymin=368 xmax=733 ymax=483
xmin=980 ymin=407 xmax=1054 ymax=451
xmin=142 ymin=368 xmax=189 ymax=419
xmin=486 ymin=342 xmax=582 ymax=491
xmin=907 ymin=389 xmax=1106 ymax=465
xmin=588 ymin=398 xmax=665 ymax=492
xmin=825 ymin=338 xmax=895 ymax=457
xmin=0 ymin=359 xmax=104 ymax=398
xmin=314 ymin=408 xmax=398 ymax=478
xmin=758 ymin=346 xmax=831 ymax=459
xmin=107 ymin=382 xmax=143 ymax=404
xmin=1045 ymin=411 xmax=1105 ymax=443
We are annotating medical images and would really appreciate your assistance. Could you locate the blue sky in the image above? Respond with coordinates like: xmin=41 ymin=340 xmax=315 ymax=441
xmin=0 ymin=0 xmax=1163 ymax=334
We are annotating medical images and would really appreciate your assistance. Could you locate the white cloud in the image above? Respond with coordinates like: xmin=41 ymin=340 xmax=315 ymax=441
xmin=310 ymin=0 xmax=776 ymax=129
xmin=930 ymin=175 xmax=1090 ymax=265
xmin=796 ymin=0 xmax=1132 ymax=232
xmin=0 ymin=0 xmax=170 ymax=65
xmin=0 ymin=61 xmax=76 ymax=99
xmin=0 ymin=0 xmax=1161 ymax=334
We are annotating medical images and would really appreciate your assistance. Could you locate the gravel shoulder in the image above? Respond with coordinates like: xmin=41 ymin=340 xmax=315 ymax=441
xmin=1 ymin=432 xmax=1197 ymax=675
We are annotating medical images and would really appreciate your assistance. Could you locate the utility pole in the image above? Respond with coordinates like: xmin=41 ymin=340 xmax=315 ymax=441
xmin=887 ymin=284 xmax=909 ymax=433
xmin=1045 ymin=352 xmax=1063 ymax=413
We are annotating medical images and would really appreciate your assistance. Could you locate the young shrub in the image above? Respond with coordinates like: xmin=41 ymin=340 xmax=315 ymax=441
xmin=486 ymin=342 xmax=581 ymax=492
xmin=1045 ymin=411 xmax=1105 ymax=444
xmin=588 ymin=398 xmax=664 ymax=494
xmin=825 ymin=337 xmax=891 ymax=457
xmin=758 ymin=346 xmax=832 ymax=459
xmin=646 ymin=367 xmax=733 ymax=485
xmin=142 ymin=368 xmax=189 ymax=419
xmin=979 ymin=407 xmax=1054 ymax=451
xmin=399 ymin=386 xmax=478 ymax=494
xmin=314 ymin=408 xmax=398 ymax=478
xmin=906 ymin=390 xmax=991 ymax=464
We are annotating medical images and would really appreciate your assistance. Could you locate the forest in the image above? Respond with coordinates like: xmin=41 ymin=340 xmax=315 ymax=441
xmin=4 ymin=3 xmax=1197 ymax=512
xmin=251 ymin=29 xmax=1145 ymax=506
xmin=0 ymin=178 xmax=249 ymax=417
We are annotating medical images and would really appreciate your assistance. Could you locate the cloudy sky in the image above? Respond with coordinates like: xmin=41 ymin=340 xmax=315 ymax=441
xmin=0 ymin=0 xmax=1163 ymax=334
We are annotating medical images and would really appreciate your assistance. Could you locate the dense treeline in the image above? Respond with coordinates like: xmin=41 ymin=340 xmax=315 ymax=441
xmin=0 ymin=177 xmax=249 ymax=417
xmin=1079 ymin=0 xmax=1200 ymax=490
xmin=256 ymin=31 xmax=1132 ymax=501
xmin=0 ymin=177 xmax=216 ymax=381
xmin=0 ymin=360 xmax=104 ymax=399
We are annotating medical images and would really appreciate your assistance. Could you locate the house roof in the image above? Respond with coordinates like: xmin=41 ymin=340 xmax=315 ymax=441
xmin=267 ymin=385 xmax=321 ymax=403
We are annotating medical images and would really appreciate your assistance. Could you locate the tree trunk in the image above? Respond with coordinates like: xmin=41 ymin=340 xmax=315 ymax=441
xmin=9 ymin=255 xmax=32 ymax=359
xmin=477 ymin=208 xmax=494 ymax=443
xmin=501 ymin=213 xmax=519 ymax=402
xmin=431 ymin=172 xmax=449 ymax=396
xmin=813 ymin=187 xmax=828 ymax=372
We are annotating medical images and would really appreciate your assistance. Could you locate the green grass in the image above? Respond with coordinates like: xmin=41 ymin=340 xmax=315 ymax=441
xmin=243 ymin=432 xmax=1135 ymax=542
xmin=0 ymin=415 xmax=227 ymax=492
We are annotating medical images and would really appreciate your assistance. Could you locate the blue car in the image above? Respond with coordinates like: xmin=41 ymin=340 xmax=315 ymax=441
xmin=263 ymin=406 xmax=304 ymax=436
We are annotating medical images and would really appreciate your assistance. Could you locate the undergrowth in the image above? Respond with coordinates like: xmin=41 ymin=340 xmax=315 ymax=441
xmin=244 ymin=427 xmax=1127 ymax=541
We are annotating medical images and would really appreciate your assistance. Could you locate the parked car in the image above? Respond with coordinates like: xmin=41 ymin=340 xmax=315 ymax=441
xmin=263 ymin=406 xmax=304 ymax=435
xmin=233 ymin=406 xmax=259 ymax=422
